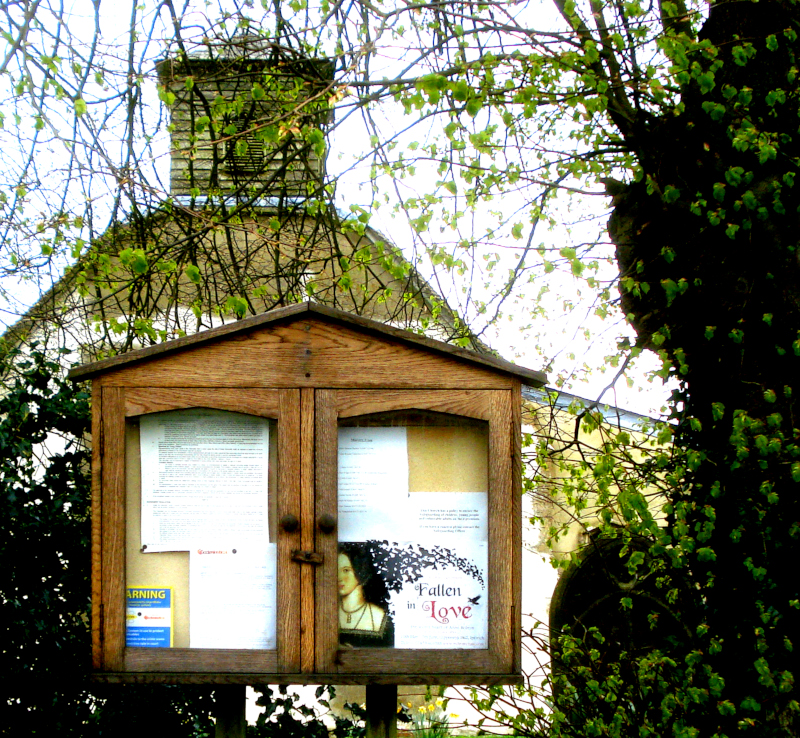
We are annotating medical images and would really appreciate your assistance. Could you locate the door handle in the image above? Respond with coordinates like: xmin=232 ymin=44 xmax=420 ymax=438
xmin=291 ymin=550 xmax=323 ymax=565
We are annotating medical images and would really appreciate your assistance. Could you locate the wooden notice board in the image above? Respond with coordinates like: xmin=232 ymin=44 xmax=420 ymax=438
xmin=69 ymin=302 xmax=545 ymax=685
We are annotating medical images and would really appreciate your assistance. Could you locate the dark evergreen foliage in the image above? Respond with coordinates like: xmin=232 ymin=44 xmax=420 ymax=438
xmin=0 ymin=350 xmax=358 ymax=735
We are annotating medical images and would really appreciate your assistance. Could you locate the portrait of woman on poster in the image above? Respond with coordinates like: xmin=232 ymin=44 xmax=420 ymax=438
xmin=338 ymin=543 xmax=394 ymax=647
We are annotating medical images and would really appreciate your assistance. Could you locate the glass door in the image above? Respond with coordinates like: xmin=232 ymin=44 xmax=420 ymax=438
xmin=314 ymin=389 xmax=517 ymax=678
xmin=103 ymin=387 xmax=301 ymax=674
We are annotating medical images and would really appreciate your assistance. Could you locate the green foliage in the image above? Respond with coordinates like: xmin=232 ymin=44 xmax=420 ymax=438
xmin=539 ymin=1 xmax=800 ymax=734
xmin=0 ymin=349 xmax=360 ymax=735
xmin=0 ymin=347 xmax=219 ymax=734
xmin=1 ymin=0 xmax=800 ymax=735
xmin=0 ymin=346 xmax=95 ymax=731
xmin=250 ymin=686 xmax=363 ymax=737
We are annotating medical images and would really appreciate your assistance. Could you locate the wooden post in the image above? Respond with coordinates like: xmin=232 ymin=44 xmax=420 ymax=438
xmin=214 ymin=685 xmax=246 ymax=738
xmin=365 ymin=684 xmax=397 ymax=738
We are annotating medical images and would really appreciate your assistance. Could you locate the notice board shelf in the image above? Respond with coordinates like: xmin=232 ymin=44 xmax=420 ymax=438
xmin=124 ymin=647 xmax=279 ymax=673
xmin=92 ymin=671 xmax=525 ymax=686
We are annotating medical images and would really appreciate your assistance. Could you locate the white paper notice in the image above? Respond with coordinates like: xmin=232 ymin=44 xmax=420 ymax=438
xmin=392 ymin=540 xmax=488 ymax=649
xmin=338 ymin=428 xmax=409 ymax=541
xmin=189 ymin=544 xmax=277 ymax=649
xmin=410 ymin=492 xmax=488 ymax=541
xmin=140 ymin=409 xmax=270 ymax=552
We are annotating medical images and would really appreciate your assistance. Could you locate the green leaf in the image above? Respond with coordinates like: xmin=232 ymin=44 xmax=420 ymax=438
xmin=184 ymin=264 xmax=201 ymax=283
xmin=732 ymin=44 xmax=756 ymax=67
xmin=741 ymin=696 xmax=761 ymax=712
xmin=465 ymin=97 xmax=483 ymax=117
xmin=766 ymin=88 xmax=786 ymax=107
xmin=157 ymin=86 xmax=176 ymax=106
xmin=450 ymin=80 xmax=470 ymax=101
xmin=224 ymin=295 xmax=248 ymax=318
xmin=697 ymin=71 xmax=716 ymax=93
xmin=697 ymin=547 xmax=716 ymax=562
xmin=758 ymin=142 xmax=777 ymax=164
xmin=702 ymin=101 xmax=726 ymax=121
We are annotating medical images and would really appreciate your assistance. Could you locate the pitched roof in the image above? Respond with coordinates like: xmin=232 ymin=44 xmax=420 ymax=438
xmin=68 ymin=300 xmax=547 ymax=385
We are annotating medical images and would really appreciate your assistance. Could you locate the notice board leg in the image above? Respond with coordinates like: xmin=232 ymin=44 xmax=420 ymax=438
xmin=214 ymin=685 xmax=246 ymax=738
xmin=366 ymin=683 xmax=398 ymax=738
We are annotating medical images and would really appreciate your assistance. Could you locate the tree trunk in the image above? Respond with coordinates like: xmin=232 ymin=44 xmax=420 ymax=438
xmin=608 ymin=0 xmax=800 ymax=731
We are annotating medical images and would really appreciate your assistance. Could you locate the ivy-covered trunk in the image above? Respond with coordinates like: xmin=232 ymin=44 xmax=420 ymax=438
xmin=609 ymin=0 xmax=800 ymax=732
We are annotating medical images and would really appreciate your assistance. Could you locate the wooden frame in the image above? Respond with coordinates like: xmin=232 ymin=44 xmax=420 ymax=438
xmin=95 ymin=387 xmax=300 ymax=676
xmin=315 ymin=389 xmax=517 ymax=678
xmin=72 ymin=302 xmax=542 ymax=684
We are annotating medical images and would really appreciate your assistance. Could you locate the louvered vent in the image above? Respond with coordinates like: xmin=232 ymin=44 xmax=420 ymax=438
xmin=227 ymin=118 xmax=265 ymax=174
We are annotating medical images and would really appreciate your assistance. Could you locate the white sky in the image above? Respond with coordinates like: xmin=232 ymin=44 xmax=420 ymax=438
xmin=0 ymin=0 xmax=675 ymax=418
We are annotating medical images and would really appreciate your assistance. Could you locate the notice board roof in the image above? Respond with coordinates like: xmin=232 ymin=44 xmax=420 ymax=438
xmin=68 ymin=302 xmax=547 ymax=387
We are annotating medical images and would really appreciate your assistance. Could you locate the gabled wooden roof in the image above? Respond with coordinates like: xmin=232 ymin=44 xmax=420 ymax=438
xmin=68 ymin=301 xmax=546 ymax=385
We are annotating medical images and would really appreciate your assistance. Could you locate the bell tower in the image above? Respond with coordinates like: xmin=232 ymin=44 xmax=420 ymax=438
xmin=157 ymin=35 xmax=334 ymax=204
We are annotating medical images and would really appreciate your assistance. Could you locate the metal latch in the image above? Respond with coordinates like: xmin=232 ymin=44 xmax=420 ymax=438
xmin=291 ymin=550 xmax=324 ymax=565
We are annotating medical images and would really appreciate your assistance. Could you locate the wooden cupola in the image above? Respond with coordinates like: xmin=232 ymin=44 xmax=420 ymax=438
xmin=157 ymin=36 xmax=334 ymax=203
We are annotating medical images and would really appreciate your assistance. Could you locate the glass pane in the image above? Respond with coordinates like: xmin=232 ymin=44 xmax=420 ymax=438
xmin=125 ymin=408 xmax=277 ymax=650
xmin=337 ymin=411 xmax=489 ymax=649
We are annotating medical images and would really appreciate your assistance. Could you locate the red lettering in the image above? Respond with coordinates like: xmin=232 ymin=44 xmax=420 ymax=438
xmin=422 ymin=601 xmax=474 ymax=623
